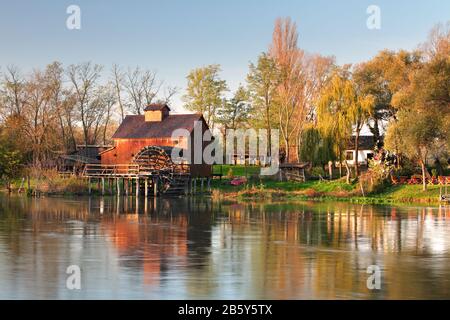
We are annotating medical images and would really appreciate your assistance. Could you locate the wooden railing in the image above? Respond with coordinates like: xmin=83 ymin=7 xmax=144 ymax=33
xmin=82 ymin=163 xmax=191 ymax=177
xmin=82 ymin=164 xmax=140 ymax=177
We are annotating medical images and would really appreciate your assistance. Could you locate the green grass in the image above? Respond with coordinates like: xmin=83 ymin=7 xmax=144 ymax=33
xmin=211 ymin=177 xmax=356 ymax=194
xmin=369 ymin=184 xmax=442 ymax=203
xmin=213 ymin=164 xmax=262 ymax=177
xmin=211 ymin=171 xmax=444 ymax=205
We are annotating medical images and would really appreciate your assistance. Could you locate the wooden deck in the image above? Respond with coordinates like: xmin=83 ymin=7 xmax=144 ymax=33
xmin=81 ymin=163 xmax=208 ymax=196
xmin=82 ymin=163 xmax=190 ymax=178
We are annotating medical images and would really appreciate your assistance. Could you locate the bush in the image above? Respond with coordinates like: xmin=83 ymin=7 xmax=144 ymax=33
xmin=309 ymin=166 xmax=326 ymax=178
xmin=32 ymin=169 xmax=88 ymax=195
xmin=359 ymin=171 xmax=390 ymax=194
xmin=431 ymin=168 xmax=438 ymax=178
xmin=393 ymin=158 xmax=417 ymax=177
xmin=359 ymin=158 xmax=394 ymax=194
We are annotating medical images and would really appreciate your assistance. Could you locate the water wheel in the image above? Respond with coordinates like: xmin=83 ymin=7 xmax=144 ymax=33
xmin=133 ymin=146 xmax=176 ymax=194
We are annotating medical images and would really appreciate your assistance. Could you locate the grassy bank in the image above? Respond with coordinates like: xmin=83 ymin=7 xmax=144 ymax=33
xmin=1 ymin=165 xmax=446 ymax=206
xmin=211 ymin=177 xmax=444 ymax=205
xmin=3 ymin=172 xmax=92 ymax=196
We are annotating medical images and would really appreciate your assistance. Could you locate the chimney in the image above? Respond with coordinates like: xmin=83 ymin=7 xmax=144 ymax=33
xmin=144 ymin=104 xmax=170 ymax=122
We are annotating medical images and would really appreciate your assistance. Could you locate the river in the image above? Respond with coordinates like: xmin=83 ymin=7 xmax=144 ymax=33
xmin=0 ymin=195 xmax=449 ymax=299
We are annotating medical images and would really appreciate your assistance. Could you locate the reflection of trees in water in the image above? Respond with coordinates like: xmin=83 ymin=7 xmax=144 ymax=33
xmin=205 ymin=200 xmax=450 ymax=299
xmin=0 ymin=194 xmax=449 ymax=299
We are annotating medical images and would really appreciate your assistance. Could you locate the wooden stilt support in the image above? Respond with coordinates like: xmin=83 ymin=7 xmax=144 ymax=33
xmin=207 ymin=177 xmax=211 ymax=192
xmin=201 ymin=178 xmax=204 ymax=193
xmin=193 ymin=178 xmax=197 ymax=195
xmin=185 ymin=178 xmax=190 ymax=195
xmin=88 ymin=177 xmax=92 ymax=195
xmin=125 ymin=179 xmax=129 ymax=196
xmin=116 ymin=178 xmax=120 ymax=196
xmin=144 ymin=196 xmax=148 ymax=214
xmin=136 ymin=178 xmax=140 ymax=197
xmin=135 ymin=196 xmax=139 ymax=214
xmin=153 ymin=177 xmax=158 ymax=197
xmin=145 ymin=179 xmax=148 ymax=197
xmin=101 ymin=178 xmax=105 ymax=196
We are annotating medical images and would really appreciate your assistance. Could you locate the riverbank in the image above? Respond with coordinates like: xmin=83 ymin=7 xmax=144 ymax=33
xmin=210 ymin=178 xmax=444 ymax=205
xmin=1 ymin=170 xmax=446 ymax=205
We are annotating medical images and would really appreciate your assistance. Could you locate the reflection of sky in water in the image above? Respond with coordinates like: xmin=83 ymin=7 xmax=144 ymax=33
xmin=0 ymin=195 xmax=449 ymax=299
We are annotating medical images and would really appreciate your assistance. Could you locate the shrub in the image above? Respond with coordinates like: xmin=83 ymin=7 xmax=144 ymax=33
xmin=431 ymin=168 xmax=438 ymax=178
xmin=32 ymin=169 xmax=88 ymax=195
xmin=359 ymin=158 xmax=394 ymax=194
xmin=309 ymin=166 xmax=326 ymax=178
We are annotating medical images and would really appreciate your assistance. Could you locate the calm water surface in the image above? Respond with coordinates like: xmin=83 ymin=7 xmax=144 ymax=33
xmin=0 ymin=195 xmax=449 ymax=299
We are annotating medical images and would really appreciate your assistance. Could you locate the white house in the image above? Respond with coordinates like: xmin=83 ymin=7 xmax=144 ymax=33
xmin=344 ymin=136 xmax=381 ymax=166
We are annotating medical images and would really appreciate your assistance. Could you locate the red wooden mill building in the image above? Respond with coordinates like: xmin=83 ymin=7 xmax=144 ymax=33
xmin=83 ymin=104 xmax=213 ymax=196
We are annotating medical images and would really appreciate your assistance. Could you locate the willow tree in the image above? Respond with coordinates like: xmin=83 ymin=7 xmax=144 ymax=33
xmin=317 ymin=70 xmax=374 ymax=181
xmin=300 ymin=126 xmax=336 ymax=178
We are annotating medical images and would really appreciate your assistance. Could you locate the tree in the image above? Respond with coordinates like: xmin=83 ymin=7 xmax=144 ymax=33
xmin=269 ymin=18 xmax=334 ymax=162
xmin=67 ymin=62 xmax=104 ymax=148
xmin=317 ymin=70 xmax=374 ymax=180
xmin=353 ymin=50 xmax=422 ymax=144
xmin=300 ymin=126 xmax=336 ymax=177
xmin=161 ymin=86 xmax=179 ymax=105
xmin=183 ymin=64 xmax=227 ymax=129
xmin=22 ymin=69 xmax=59 ymax=167
xmin=269 ymin=17 xmax=305 ymax=162
xmin=0 ymin=145 xmax=22 ymax=192
xmin=385 ymin=109 xmax=443 ymax=191
xmin=100 ymin=83 xmax=116 ymax=145
xmin=123 ymin=67 xmax=162 ymax=115
xmin=45 ymin=62 xmax=68 ymax=152
xmin=111 ymin=64 xmax=126 ymax=121
xmin=216 ymin=85 xmax=252 ymax=131
xmin=247 ymin=53 xmax=280 ymax=156
xmin=1 ymin=65 xmax=26 ymax=117
xmin=385 ymin=23 xmax=450 ymax=190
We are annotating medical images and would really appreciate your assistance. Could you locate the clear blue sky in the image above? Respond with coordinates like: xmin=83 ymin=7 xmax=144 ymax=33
xmin=1 ymin=0 xmax=449 ymax=111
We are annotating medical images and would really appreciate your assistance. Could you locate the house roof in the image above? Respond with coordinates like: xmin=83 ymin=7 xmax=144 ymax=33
xmin=72 ymin=146 xmax=108 ymax=159
xmin=144 ymin=103 xmax=171 ymax=111
xmin=112 ymin=113 xmax=205 ymax=139
xmin=346 ymin=136 xmax=383 ymax=150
